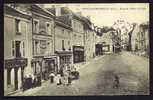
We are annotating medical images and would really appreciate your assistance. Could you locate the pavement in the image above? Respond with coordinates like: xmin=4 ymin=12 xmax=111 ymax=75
xmin=10 ymin=51 xmax=149 ymax=96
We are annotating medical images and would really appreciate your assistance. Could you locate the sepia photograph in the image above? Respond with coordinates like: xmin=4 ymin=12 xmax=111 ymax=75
xmin=4 ymin=3 xmax=149 ymax=96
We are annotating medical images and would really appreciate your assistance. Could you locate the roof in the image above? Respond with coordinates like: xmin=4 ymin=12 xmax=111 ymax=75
xmin=47 ymin=7 xmax=85 ymax=22
xmin=4 ymin=5 xmax=32 ymax=19
xmin=55 ymin=51 xmax=72 ymax=56
xmin=82 ymin=16 xmax=92 ymax=30
xmin=56 ymin=15 xmax=71 ymax=26
xmin=46 ymin=7 xmax=72 ymax=16
xmin=31 ymin=4 xmax=55 ymax=18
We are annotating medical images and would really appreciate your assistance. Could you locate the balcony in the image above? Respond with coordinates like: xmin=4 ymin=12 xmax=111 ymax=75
xmin=16 ymin=32 xmax=22 ymax=35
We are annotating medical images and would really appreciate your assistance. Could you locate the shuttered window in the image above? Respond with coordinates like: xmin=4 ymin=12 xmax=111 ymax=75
xmin=12 ymin=41 xmax=15 ymax=57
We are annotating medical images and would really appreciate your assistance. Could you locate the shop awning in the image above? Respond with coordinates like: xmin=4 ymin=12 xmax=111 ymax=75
xmin=31 ymin=58 xmax=43 ymax=63
xmin=4 ymin=58 xmax=28 ymax=69
xmin=55 ymin=51 xmax=72 ymax=56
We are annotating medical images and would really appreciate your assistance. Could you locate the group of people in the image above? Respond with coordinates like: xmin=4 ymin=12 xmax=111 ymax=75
xmin=22 ymin=74 xmax=41 ymax=91
xmin=49 ymin=64 xmax=75 ymax=86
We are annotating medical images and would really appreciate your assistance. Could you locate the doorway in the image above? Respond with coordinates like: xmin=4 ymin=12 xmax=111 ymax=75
xmin=14 ymin=68 xmax=18 ymax=90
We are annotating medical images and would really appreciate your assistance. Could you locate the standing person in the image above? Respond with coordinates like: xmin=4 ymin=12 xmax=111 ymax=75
xmin=62 ymin=70 xmax=66 ymax=86
xmin=56 ymin=73 xmax=62 ymax=85
xmin=67 ymin=73 xmax=72 ymax=85
xmin=49 ymin=72 xmax=55 ymax=83
xmin=59 ymin=65 xmax=64 ymax=77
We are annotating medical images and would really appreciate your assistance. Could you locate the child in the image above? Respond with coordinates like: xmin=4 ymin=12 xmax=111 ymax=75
xmin=113 ymin=74 xmax=120 ymax=89
xmin=56 ymin=73 xmax=62 ymax=85
xmin=49 ymin=72 xmax=55 ymax=83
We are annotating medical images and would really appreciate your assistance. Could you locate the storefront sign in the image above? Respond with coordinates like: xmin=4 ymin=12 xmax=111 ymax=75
xmin=73 ymin=46 xmax=84 ymax=51
xmin=5 ymin=58 xmax=28 ymax=68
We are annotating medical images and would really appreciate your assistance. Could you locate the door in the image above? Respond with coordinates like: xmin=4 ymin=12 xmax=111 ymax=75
xmin=14 ymin=68 xmax=18 ymax=90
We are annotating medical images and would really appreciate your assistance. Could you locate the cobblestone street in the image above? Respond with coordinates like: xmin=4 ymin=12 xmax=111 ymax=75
xmin=11 ymin=51 xmax=149 ymax=96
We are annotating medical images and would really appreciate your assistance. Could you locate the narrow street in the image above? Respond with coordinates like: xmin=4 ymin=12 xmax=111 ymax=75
xmin=12 ymin=51 xmax=149 ymax=96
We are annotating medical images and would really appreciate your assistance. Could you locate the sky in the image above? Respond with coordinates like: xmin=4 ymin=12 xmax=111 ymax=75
xmin=44 ymin=3 xmax=149 ymax=27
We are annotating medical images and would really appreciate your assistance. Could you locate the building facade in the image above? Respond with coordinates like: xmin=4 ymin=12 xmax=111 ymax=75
xmin=4 ymin=4 xmax=32 ymax=95
xmin=30 ymin=4 xmax=56 ymax=80
xmin=83 ymin=17 xmax=96 ymax=61
xmin=131 ymin=22 xmax=149 ymax=57
xmin=47 ymin=7 xmax=85 ymax=64
xmin=54 ymin=15 xmax=73 ymax=71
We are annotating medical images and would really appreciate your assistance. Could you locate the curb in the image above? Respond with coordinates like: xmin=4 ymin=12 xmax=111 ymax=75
xmin=7 ymin=80 xmax=48 ymax=96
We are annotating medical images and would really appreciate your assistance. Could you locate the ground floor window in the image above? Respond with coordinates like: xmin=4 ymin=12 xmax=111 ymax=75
xmin=73 ymin=51 xmax=84 ymax=63
xmin=60 ymin=56 xmax=71 ymax=65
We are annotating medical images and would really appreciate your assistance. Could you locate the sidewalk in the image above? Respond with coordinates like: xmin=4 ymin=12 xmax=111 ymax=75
xmin=123 ymin=51 xmax=149 ymax=60
xmin=9 ymin=55 xmax=106 ymax=96
xmin=6 ymin=80 xmax=49 ymax=96
xmin=10 ymin=80 xmax=50 ymax=96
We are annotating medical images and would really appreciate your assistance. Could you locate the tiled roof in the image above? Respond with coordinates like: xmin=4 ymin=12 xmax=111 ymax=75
xmin=56 ymin=15 xmax=71 ymax=26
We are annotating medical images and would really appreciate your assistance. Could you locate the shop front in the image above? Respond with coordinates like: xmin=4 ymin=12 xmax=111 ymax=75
xmin=4 ymin=58 xmax=27 ymax=94
xmin=73 ymin=46 xmax=85 ymax=63
xmin=31 ymin=57 xmax=43 ymax=76
xmin=102 ymin=45 xmax=110 ymax=53
xmin=55 ymin=51 xmax=72 ymax=72
xmin=43 ymin=56 xmax=58 ymax=80
xmin=95 ymin=44 xmax=103 ymax=56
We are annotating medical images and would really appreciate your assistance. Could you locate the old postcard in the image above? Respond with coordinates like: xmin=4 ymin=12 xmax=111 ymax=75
xmin=4 ymin=3 xmax=149 ymax=96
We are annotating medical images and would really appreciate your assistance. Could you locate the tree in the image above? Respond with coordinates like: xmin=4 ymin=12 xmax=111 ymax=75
xmin=127 ymin=23 xmax=136 ymax=51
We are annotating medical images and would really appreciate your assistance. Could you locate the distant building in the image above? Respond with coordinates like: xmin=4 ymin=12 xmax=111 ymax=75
xmin=83 ymin=17 xmax=96 ymax=61
xmin=131 ymin=22 xmax=149 ymax=57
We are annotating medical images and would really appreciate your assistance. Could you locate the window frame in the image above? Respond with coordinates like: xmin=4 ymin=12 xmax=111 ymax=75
xmin=33 ymin=19 xmax=39 ymax=33
xmin=15 ymin=19 xmax=21 ymax=34
xmin=46 ymin=22 xmax=51 ymax=35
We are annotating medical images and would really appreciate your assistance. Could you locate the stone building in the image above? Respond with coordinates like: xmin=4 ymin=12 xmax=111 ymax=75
xmin=131 ymin=22 xmax=149 ymax=57
xmin=30 ymin=4 xmax=56 ymax=80
xmin=83 ymin=17 xmax=96 ymax=61
xmin=4 ymin=4 xmax=32 ymax=95
xmin=47 ymin=6 xmax=85 ymax=64
xmin=54 ymin=15 xmax=73 ymax=70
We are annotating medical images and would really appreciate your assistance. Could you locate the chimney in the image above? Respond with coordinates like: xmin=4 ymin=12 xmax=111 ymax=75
xmin=38 ymin=4 xmax=44 ymax=8
xmin=87 ymin=16 xmax=91 ymax=20
xmin=54 ymin=5 xmax=61 ymax=16
xmin=76 ymin=12 xmax=82 ymax=16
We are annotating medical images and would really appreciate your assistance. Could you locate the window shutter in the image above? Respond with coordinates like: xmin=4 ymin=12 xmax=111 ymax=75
xmin=12 ymin=41 xmax=15 ymax=57
xmin=23 ymin=42 xmax=25 ymax=57
xmin=20 ymin=41 xmax=23 ymax=57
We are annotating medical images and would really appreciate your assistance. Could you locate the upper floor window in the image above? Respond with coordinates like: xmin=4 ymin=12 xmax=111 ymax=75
xmin=46 ymin=22 xmax=51 ymax=34
xmin=62 ymin=29 xmax=64 ymax=34
xmin=33 ymin=19 xmax=39 ymax=33
xmin=12 ymin=41 xmax=15 ymax=56
xmin=15 ymin=19 xmax=21 ymax=34
xmin=62 ymin=40 xmax=65 ymax=50
xmin=68 ymin=41 xmax=70 ymax=46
